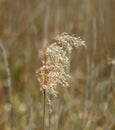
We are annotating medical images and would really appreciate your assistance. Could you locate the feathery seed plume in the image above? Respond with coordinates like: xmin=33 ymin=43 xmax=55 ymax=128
xmin=36 ymin=32 xmax=85 ymax=104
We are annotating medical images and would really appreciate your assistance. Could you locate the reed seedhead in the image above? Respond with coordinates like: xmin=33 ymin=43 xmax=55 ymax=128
xmin=36 ymin=32 xmax=85 ymax=104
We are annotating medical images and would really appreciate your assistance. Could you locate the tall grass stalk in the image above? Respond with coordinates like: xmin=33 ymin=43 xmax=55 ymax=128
xmin=43 ymin=90 xmax=46 ymax=130
xmin=81 ymin=0 xmax=91 ymax=129
xmin=29 ymin=97 xmax=33 ymax=130
xmin=0 ymin=40 xmax=13 ymax=130
xmin=48 ymin=105 xmax=51 ymax=130
xmin=43 ymin=0 xmax=51 ymax=48
xmin=93 ymin=16 xmax=97 ymax=60
xmin=54 ymin=98 xmax=63 ymax=130
xmin=36 ymin=33 xmax=85 ymax=129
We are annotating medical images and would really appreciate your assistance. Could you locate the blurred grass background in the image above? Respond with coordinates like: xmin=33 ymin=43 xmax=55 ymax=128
xmin=0 ymin=0 xmax=115 ymax=130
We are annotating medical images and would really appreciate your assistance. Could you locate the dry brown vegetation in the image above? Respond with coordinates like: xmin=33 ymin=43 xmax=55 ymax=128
xmin=0 ymin=0 xmax=115 ymax=130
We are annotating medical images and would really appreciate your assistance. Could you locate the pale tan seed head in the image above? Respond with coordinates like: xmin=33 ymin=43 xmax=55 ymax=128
xmin=36 ymin=32 xmax=85 ymax=104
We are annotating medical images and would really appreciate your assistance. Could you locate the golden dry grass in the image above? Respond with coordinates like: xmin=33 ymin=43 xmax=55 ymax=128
xmin=0 ymin=0 xmax=115 ymax=130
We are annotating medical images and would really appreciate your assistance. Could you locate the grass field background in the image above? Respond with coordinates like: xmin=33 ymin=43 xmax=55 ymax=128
xmin=0 ymin=0 xmax=115 ymax=130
